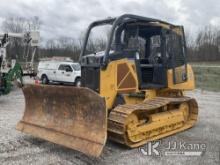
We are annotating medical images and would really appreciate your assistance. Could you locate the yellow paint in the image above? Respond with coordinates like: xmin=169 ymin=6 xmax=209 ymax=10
xmin=99 ymin=61 xmax=117 ymax=109
xmin=100 ymin=59 xmax=195 ymax=110
xmin=125 ymin=100 xmax=196 ymax=144
xmin=124 ymin=95 xmax=144 ymax=104
xmin=100 ymin=59 xmax=139 ymax=109
xmin=144 ymin=90 xmax=157 ymax=100
xmin=148 ymin=23 xmax=183 ymax=36
xmin=167 ymin=64 xmax=195 ymax=90
xmin=172 ymin=26 xmax=183 ymax=36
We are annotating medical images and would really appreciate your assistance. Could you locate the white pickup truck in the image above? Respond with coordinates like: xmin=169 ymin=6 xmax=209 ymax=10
xmin=37 ymin=60 xmax=81 ymax=86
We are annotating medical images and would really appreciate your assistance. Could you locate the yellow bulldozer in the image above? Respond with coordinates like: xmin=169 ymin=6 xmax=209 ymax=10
xmin=16 ymin=14 xmax=198 ymax=157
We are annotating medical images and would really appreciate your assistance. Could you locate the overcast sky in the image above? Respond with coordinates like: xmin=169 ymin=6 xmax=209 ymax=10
xmin=0 ymin=0 xmax=219 ymax=41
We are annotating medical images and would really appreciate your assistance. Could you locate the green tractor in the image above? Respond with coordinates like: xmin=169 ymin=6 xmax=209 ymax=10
xmin=0 ymin=62 xmax=23 ymax=95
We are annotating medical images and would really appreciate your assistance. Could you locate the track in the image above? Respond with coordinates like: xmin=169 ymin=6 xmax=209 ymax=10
xmin=108 ymin=97 xmax=198 ymax=147
xmin=0 ymin=88 xmax=219 ymax=165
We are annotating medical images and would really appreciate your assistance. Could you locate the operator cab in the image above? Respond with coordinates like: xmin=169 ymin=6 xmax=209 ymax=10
xmin=80 ymin=15 xmax=187 ymax=91
xmin=112 ymin=23 xmax=187 ymax=89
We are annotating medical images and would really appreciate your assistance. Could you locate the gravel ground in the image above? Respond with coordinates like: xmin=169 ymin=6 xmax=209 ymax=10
xmin=0 ymin=87 xmax=219 ymax=165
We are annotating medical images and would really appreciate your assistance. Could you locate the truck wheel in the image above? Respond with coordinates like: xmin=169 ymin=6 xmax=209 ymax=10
xmin=75 ymin=78 xmax=81 ymax=87
xmin=42 ymin=75 xmax=49 ymax=84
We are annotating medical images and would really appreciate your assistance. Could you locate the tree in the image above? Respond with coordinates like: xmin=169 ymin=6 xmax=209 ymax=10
xmin=187 ymin=25 xmax=220 ymax=62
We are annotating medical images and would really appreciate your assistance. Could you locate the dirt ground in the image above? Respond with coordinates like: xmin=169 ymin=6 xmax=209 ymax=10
xmin=0 ymin=87 xmax=219 ymax=165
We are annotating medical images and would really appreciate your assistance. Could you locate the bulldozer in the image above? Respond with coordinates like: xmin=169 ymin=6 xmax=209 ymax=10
xmin=16 ymin=14 xmax=198 ymax=157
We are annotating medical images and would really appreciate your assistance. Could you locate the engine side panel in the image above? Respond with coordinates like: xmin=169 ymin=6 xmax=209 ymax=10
xmin=167 ymin=64 xmax=195 ymax=90
xmin=100 ymin=59 xmax=139 ymax=109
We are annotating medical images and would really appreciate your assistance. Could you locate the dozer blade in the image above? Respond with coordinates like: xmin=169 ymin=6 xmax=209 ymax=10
xmin=16 ymin=84 xmax=107 ymax=157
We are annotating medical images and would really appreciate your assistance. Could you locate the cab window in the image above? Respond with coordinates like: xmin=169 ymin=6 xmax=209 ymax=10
xmin=58 ymin=65 xmax=65 ymax=70
xmin=166 ymin=32 xmax=185 ymax=68
xmin=72 ymin=64 xmax=81 ymax=71
xmin=58 ymin=64 xmax=73 ymax=72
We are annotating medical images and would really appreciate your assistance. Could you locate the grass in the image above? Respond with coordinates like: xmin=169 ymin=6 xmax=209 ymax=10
xmin=192 ymin=66 xmax=220 ymax=91
xmin=190 ymin=61 xmax=220 ymax=66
